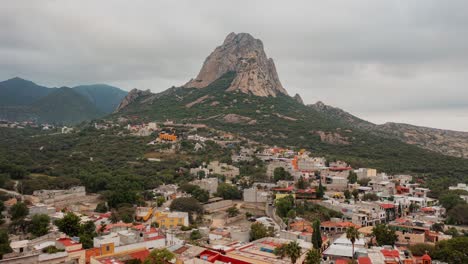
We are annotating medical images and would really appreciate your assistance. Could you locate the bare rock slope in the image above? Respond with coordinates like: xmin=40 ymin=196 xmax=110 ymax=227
xmin=184 ymin=32 xmax=288 ymax=97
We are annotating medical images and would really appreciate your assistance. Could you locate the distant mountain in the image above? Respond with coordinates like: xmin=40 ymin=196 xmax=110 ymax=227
xmin=0 ymin=77 xmax=127 ymax=124
xmin=30 ymin=87 xmax=103 ymax=124
xmin=309 ymin=101 xmax=468 ymax=159
xmin=0 ymin=77 xmax=53 ymax=106
xmin=73 ymin=84 xmax=127 ymax=113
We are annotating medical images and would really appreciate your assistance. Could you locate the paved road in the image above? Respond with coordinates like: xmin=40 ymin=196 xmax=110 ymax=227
xmin=265 ymin=204 xmax=287 ymax=230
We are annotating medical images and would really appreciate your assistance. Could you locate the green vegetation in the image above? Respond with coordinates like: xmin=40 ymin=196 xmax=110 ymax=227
xmin=273 ymin=167 xmax=293 ymax=182
xmin=144 ymin=248 xmax=175 ymax=264
xmin=346 ymin=226 xmax=360 ymax=260
xmin=275 ymin=195 xmax=295 ymax=218
xmin=0 ymin=230 xmax=12 ymax=259
xmin=190 ymin=229 xmax=202 ymax=240
xmin=215 ymin=183 xmax=241 ymax=200
xmin=432 ymin=236 xmax=468 ymax=263
xmin=29 ymin=214 xmax=50 ymax=237
xmin=249 ymin=222 xmax=273 ymax=241
xmin=179 ymin=183 xmax=209 ymax=203
xmin=169 ymin=197 xmax=203 ymax=222
xmin=54 ymin=212 xmax=97 ymax=248
xmin=9 ymin=202 xmax=28 ymax=221
xmin=42 ymin=245 xmax=65 ymax=254
xmin=304 ymin=248 xmax=321 ymax=264
xmin=274 ymin=241 xmax=301 ymax=264
xmin=372 ymin=224 xmax=398 ymax=246
xmin=226 ymin=206 xmax=240 ymax=217
xmin=311 ymin=220 xmax=322 ymax=249
xmin=95 ymin=202 xmax=109 ymax=213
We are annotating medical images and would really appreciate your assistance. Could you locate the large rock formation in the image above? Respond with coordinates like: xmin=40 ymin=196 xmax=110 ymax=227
xmin=184 ymin=32 xmax=288 ymax=97
xmin=115 ymin=88 xmax=152 ymax=112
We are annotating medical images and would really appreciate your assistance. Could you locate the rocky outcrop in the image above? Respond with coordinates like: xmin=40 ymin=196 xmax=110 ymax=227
xmin=222 ymin=114 xmax=256 ymax=124
xmin=378 ymin=123 xmax=468 ymax=159
xmin=184 ymin=32 xmax=288 ymax=97
xmin=315 ymin=131 xmax=350 ymax=145
xmin=115 ymin=89 xmax=152 ymax=112
xmin=293 ymin=93 xmax=304 ymax=105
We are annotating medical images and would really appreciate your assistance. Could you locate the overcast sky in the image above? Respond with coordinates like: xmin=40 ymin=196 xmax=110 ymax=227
xmin=1 ymin=1 xmax=468 ymax=131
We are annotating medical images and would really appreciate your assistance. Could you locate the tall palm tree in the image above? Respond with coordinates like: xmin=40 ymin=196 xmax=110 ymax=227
xmin=346 ymin=226 xmax=360 ymax=260
xmin=286 ymin=241 xmax=301 ymax=264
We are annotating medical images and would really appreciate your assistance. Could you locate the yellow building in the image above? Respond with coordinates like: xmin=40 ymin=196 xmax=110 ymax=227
xmin=153 ymin=211 xmax=189 ymax=228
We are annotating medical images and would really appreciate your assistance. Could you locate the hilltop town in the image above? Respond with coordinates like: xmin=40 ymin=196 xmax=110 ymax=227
xmin=0 ymin=119 xmax=466 ymax=264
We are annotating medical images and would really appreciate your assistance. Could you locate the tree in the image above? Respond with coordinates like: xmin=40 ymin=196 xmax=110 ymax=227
xmin=250 ymin=222 xmax=271 ymax=241
xmin=346 ymin=226 xmax=360 ymax=260
xmin=362 ymin=193 xmax=379 ymax=201
xmin=286 ymin=241 xmax=301 ymax=264
xmin=95 ymin=202 xmax=108 ymax=213
xmin=372 ymin=224 xmax=398 ymax=246
xmin=287 ymin=209 xmax=296 ymax=219
xmin=347 ymin=171 xmax=357 ymax=184
xmin=409 ymin=243 xmax=435 ymax=256
xmin=190 ymin=229 xmax=202 ymax=240
xmin=9 ymin=202 xmax=28 ymax=221
xmin=439 ymin=191 xmax=465 ymax=211
xmin=275 ymin=195 xmax=295 ymax=218
xmin=357 ymin=177 xmax=371 ymax=186
xmin=432 ymin=236 xmax=468 ymax=263
xmin=296 ymin=176 xmax=308 ymax=189
xmin=274 ymin=244 xmax=287 ymax=259
xmin=312 ymin=220 xmax=322 ymax=249
xmin=55 ymin=212 xmax=81 ymax=237
xmin=304 ymin=248 xmax=321 ymax=264
xmin=446 ymin=203 xmax=468 ymax=225
xmin=273 ymin=167 xmax=293 ymax=182
xmin=431 ymin=223 xmax=444 ymax=233
xmin=155 ymin=196 xmax=165 ymax=207
xmin=227 ymin=206 xmax=239 ymax=218
xmin=409 ymin=202 xmax=420 ymax=213
xmin=216 ymin=183 xmax=241 ymax=200
xmin=352 ymin=189 xmax=359 ymax=200
xmin=29 ymin=214 xmax=50 ymax=237
xmin=0 ymin=230 xmax=12 ymax=259
xmin=144 ymin=248 xmax=175 ymax=264
xmin=191 ymin=188 xmax=209 ymax=203
xmin=170 ymin=197 xmax=203 ymax=223
xmin=316 ymin=181 xmax=325 ymax=199
xmin=344 ymin=189 xmax=351 ymax=200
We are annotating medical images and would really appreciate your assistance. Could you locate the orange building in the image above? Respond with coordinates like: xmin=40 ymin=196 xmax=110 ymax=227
xmin=159 ymin=132 xmax=177 ymax=141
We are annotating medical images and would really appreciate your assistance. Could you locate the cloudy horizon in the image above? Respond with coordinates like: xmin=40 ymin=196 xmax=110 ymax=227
xmin=2 ymin=1 xmax=468 ymax=131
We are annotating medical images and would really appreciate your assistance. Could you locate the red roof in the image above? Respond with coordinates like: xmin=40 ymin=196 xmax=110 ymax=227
xmin=335 ymin=259 xmax=350 ymax=264
xmin=358 ymin=256 xmax=372 ymax=264
xmin=57 ymin=238 xmax=80 ymax=247
xmin=380 ymin=203 xmax=395 ymax=209
xmin=422 ymin=254 xmax=431 ymax=261
xmin=421 ymin=207 xmax=435 ymax=212
xmin=381 ymin=249 xmax=399 ymax=258
xmin=129 ymin=249 xmax=150 ymax=261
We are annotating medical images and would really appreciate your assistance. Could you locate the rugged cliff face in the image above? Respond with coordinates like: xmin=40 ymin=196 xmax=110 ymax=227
xmin=115 ymin=88 xmax=152 ymax=112
xmin=184 ymin=32 xmax=288 ymax=97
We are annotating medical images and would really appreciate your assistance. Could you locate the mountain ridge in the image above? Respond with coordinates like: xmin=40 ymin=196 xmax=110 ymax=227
xmin=0 ymin=77 xmax=127 ymax=124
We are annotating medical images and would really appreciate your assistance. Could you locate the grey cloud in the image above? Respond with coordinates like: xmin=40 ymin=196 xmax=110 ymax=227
xmin=1 ymin=0 xmax=468 ymax=130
